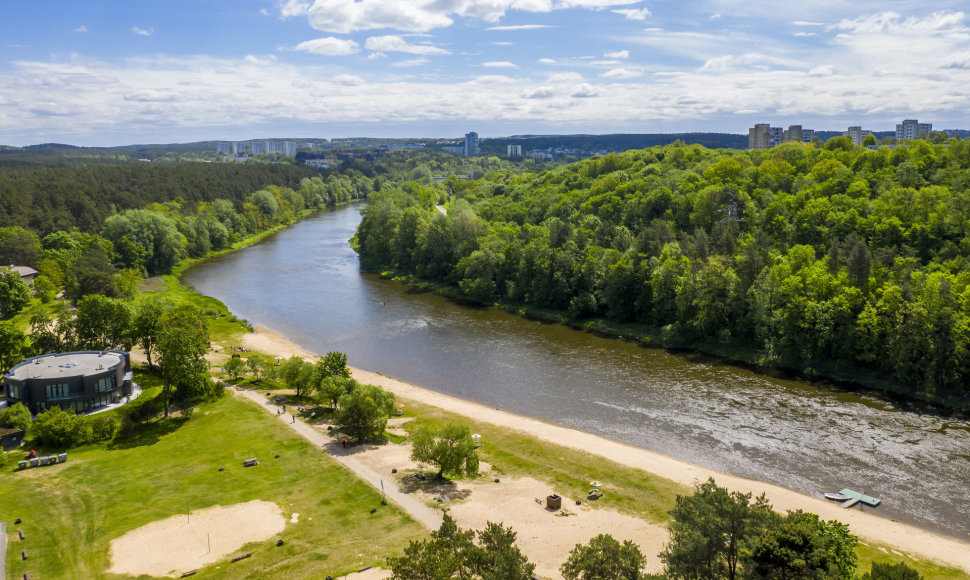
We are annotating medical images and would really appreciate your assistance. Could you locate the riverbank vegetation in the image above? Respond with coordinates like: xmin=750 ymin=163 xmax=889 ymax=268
xmin=354 ymin=138 xmax=970 ymax=409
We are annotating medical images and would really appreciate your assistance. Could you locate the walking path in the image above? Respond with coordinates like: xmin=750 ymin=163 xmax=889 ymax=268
xmin=1 ymin=521 xmax=6 ymax=580
xmin=232 ymin=388 xmax=443 ymax=531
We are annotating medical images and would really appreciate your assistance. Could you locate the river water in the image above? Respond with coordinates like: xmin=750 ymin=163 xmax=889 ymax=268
xmin=183 ymin=204 xmax=970 ymax=540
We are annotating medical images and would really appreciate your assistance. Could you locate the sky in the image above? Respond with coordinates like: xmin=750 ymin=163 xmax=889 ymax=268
xmin=1 ymin=0 xmax=968 ymax=146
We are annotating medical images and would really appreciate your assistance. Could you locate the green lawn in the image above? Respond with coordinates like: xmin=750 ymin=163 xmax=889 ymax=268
xmin=1 ymin=393 xmax=426 ymax=579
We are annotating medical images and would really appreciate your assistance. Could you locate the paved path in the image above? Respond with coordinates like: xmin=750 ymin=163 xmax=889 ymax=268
xmin=0 ymin=520 xmax=6 ymax=580
xmin=232 ymin=388 xmax=442 ymax=530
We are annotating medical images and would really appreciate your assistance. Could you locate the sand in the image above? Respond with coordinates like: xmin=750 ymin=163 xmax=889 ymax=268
xmin=107 ymin=500 xmax=286 ymax=577
xmin=242 ymin=326 xmax=970 ymax=575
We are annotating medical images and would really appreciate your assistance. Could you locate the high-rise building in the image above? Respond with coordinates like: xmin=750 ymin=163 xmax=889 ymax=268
xmin=896 ymin=119 xmax=932 ymax=140
xmin=845 ymin=126 xmax=873 ymax=147
xmin=464 ymin=132 xmax=479 ymax=157
xmin=217 ymin=142 xmax=230 ymax=154
xmin=748 ymin=124 xmax=770 ymax=149
xmin=250 ymin=141 xmax=267 ymax=155
xmin=748 ymin=123 xmax=815 ymax=149
xmin=507 ymin=144 xmax=522 ymax=158
xmin=231 ymin=142 xmax=247 ymax=155
xmin=284 ymin=141 xmax=297 ymax=157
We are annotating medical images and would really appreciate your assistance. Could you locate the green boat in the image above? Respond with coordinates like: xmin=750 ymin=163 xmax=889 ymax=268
xmin=839 ymin=489 xmax=881 ymax=506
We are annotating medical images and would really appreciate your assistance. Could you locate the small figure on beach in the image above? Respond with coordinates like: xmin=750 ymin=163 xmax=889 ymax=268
xmin=292 ymin=414 xmax=295 ymax=423
xmin=342 ymin=440 xmax=346 ymax=448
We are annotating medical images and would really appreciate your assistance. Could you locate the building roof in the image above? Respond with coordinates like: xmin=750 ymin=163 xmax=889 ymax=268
xmin=5 ymin=351 xmax=126 ymax=381
xmin=8 ymin=265 xmax=38 ymax=277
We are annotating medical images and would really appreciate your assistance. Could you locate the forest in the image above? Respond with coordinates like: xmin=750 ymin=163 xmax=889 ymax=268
xmin=355 ymin=137 xmax=970 ymax=403
xmin=0 ymin=160 xmax=326 ymax=235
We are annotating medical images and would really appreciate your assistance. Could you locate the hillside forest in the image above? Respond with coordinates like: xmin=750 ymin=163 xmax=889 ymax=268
xmin=355 ymin=137 xmax=970 ymax=403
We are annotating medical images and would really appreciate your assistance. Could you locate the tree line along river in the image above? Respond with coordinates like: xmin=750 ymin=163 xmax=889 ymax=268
xmin=183 ymin=203 xmax=970 ymax=541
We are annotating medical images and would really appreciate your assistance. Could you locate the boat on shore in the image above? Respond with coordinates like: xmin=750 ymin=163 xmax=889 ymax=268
xmin=825 ymin=492 xmax=853 ymax=502
xmin=835 ymin=489 xmax=881 ymax=507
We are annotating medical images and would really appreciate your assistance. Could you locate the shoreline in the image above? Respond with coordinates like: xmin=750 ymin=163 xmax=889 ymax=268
xmin=242 ymin=325 xmax=970 ymax=575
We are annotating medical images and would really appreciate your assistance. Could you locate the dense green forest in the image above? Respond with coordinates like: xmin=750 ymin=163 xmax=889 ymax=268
xmin=0 ymin=161 xmax=327 ymax=235
xmin=355 ymin=137 xmax=970 ymax=403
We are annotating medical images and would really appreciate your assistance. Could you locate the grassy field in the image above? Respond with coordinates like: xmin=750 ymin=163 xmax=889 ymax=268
xmin=1 ymin=389 xmax=426 ymax=579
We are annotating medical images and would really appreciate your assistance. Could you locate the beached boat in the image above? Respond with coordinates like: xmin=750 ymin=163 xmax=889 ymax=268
xmin=824 ymin=492 xmax=853 ymax=502
xmin=838 ymin=488 xmax=881 ymax=506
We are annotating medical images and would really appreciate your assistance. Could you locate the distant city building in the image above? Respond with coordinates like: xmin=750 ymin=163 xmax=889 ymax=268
xmin=284 ymin=141 xmax=296 ymax=157
xmin=464 ymin=132 xmax=479 ymax=157
xmin=216 ymin=142 xmax=230 ymax=154
xmin=442 ymin=146 xmax=464 ymax=155
xmin=231 ymin=142 xmax=247 ymax=155
xmin=845 ymin=126 xmax=873 ymax=147
xmin=896 ymin=119 xmax=932 ymax=140
xmin=250 ymin=141 xmax=267 ymax=155
xmin=748 ymin=123 xmax=816 ymax=149
xmin=507 ymin=144 xmax=522 ymax=158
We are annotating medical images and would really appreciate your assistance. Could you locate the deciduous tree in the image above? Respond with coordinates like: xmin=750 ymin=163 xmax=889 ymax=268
xmin=410 ymin=423 xmax=480 ymax=479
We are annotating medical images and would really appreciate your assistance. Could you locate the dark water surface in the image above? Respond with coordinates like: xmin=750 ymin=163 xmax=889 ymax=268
xmin=184 ymin=204 xmax=970 ymax=539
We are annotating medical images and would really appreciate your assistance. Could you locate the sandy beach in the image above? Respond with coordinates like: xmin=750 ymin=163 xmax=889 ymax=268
xmin=242 ymin=325 xmax=970 ymax=575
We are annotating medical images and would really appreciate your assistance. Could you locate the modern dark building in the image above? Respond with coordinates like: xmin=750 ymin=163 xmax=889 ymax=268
xmin=3 ymin=351 xmax=133 ymax=415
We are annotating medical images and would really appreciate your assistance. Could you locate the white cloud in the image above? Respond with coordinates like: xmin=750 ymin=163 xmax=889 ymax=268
xmin=483 ymin=61 xmax=519 ymax=67
xmin=539 ymin=57 xmax=557 ymax=64
xmin=74 ymin=25 xmax=88 ymax=33
xmin=808 ymin=65 xmax=833 ymax=76
xmin=282 ymin=0 xmax=646 ymax=34
xmin=942 ymin=52 xmax=970 ymax=69
xmin=333 ymin=74 xmax=365 ymax=85
xmin=492 ymin=41 xmax=515 ymax=46
xmin=487 ymin=24 xmax=554 ymax=31
xmin=260 ymin=8 xmax=270 ymax=16
xmin=792 ymin=20 xmax=824 ymax=26
xmin=244 ymin=54 xmax=278 ymax=66
xmin=132 ymin=26 xmax=153 ymax=36
xmin=710 ymin=13 xmax=721 ymax=20
xmin=523 ymin=86 xmax=555 ymax=98
xmin=295 ymin=37 xmax=361 ymax=55
xmin=570 ymin=83 xmax=598 ymax=97
xmin=601 ymin=67 xmax=642 ymax=78
xmin=367 ymin=52 xmax=386 ymax=59
xmin=365 ymin=35 xmax=450 ymax=55
xmin=613 ymin=7 xmax=650 ymax=20
xmin=604 ymin=49 xmax=629 ymax=58
xmin=393 ymin=57 xmax=430 ymax=67
xmin=793 ymin=32 xmax=816 ymax=37
xmin=700 ymin=53 xmax=796 ymax=72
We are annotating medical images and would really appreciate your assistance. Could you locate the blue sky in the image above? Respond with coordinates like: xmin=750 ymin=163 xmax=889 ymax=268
xmin=1 ymin=0 xmax=968 ymax=146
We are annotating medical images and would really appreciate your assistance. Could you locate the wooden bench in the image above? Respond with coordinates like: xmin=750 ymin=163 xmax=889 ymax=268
xmin=242 ymin=458 xmax=259 ymax=467
xmin=231 ymin=552 xmax=252 ymax=562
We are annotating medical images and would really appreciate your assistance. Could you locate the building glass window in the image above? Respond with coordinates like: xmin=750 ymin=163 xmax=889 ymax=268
xmin=96 ymin=376 xmax=117 ymax=393
xmin=46 ymin=383 xmax=69 ymax=400
xmin=7 ymin=383 xmax=20 ymax=399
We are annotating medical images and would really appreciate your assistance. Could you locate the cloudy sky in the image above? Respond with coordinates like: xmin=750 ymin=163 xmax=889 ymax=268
xmin=1 ymin=0 xmax=968 ymax=146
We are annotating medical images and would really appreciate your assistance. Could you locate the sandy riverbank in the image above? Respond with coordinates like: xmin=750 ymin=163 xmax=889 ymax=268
xmin=242 ymin=325 xmax=970 ymax=575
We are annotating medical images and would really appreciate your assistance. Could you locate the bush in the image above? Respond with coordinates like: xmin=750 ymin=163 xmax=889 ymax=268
xmin=31 ymin=407 xmax=91 ymax=448
xmin=0 ymin=402 xmax=32 ymax=432
xmin=88 ymin=414 xmax=119 ymax=441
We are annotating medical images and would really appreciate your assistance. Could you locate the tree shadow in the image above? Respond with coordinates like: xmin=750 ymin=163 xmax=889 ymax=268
xmin=108 ymin=416 xmax=190 ymax=450
xmin=398 ymin=471 xmax=472 ymax=500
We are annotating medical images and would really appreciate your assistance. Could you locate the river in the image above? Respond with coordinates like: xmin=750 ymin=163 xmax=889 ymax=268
xmin=183 ymin=203 xmax=970 ymax=540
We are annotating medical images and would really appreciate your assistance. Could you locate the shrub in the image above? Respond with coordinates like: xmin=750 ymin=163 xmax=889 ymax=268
xmin=31 ymin=407 xmax=91 ymax=448
xmin=88 ymin=414 xmax=119 ymax=441
xmin=0 ymin=402 xmax=32 ymax=432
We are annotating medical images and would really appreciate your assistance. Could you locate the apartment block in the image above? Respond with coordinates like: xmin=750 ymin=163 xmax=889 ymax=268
xmin=895 ymin=119 xmax=932 ymax=140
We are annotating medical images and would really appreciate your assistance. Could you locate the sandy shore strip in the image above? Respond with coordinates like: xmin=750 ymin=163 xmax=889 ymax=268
xmin=107 ymin=500 xmax=286 ymax=577
xmin=242 ymin=325 xmax=970 ymax=574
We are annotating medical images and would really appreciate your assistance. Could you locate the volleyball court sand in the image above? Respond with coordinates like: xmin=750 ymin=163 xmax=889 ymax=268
xmin=107 ymin=500 xmax=286 ymax=577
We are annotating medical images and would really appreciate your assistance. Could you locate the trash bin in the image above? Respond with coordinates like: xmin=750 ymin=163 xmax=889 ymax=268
xmin=546 ymin=494 xmax=561 ymax=510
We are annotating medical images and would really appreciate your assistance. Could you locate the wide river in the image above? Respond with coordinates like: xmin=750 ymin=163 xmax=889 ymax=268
xmin=184 ymin=203 xmax=970 ymax=540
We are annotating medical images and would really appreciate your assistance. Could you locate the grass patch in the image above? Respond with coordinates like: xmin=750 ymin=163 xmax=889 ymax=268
xmin=1 ymin=393 xmax=425 ymax=579
xmin=856 ymin=541 xmax=969 ymax=580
